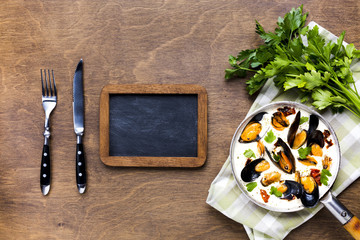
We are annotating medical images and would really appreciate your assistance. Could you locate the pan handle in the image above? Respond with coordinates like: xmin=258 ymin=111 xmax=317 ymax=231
xmin=321 ymin=192 xmax=360 ymax=240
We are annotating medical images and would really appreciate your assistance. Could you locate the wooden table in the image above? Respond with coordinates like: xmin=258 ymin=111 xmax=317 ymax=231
xmin=1 ymin=1 xmax=359 ymax=239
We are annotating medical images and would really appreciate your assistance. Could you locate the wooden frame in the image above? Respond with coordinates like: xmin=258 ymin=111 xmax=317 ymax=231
xmin=99 ymin=84 xmax=207 ymax=167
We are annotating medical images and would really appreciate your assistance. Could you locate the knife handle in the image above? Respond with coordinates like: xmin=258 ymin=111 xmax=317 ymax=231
xmin=76 ymin=143 xmax=86 ymax=189
xmin=40 ymin=145 xmax=51 ymax=187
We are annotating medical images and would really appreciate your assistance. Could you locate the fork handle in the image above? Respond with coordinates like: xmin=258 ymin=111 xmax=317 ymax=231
xmin=40 ymin=145 xmax=51 ymax=191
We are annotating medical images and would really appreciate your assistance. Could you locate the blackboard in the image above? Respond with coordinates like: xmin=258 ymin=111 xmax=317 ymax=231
xmin=109 ymin=94 xmax=198 ymax=157
xmin=99 ymin=84 xmax=207 ymax=167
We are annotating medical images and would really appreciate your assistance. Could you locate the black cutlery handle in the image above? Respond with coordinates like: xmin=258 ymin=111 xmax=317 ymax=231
xmin=76 ymin=143 xmax=86 ymax=185
xmin=40 ymin=145 xmax=51 ymax=186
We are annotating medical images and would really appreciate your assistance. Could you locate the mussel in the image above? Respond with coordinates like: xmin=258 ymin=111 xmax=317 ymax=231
xmin=308 ymin=114 xmax=319 ymax=137
xmin=241 ymin=158 xmax=270 ymax=182
xmin=292 ymin=130 xmax=307 ymax=149
xmin=307 ymin=130 xmax=325 ymax=148
xmin=287 ymin=111 xmax=301 ymax=147
xmin=271 ymin=111 xmax=290 ymax=131
xmin=239 ymin=112 xmax=267 ymax=143
xmin=300 ymin=176 xmax=319 ymax=207
xmin=278 ymin=180 xmax=303 ymax=200
xmin=257 ymin=140 xmax=265 ymax=156
xmin=287 ymin=111 xmax=307 ymax=149
xmin=311 ymin=143 xmax=323 ymax=157
xmin=266 ymin=138 xmax=295 ymax=174
xmin=298 ymin=156 xmax=318 ymax=166
xmin=322 ymin=155 xmax=332 ymax=170
xmin=261 ymin=171 xmax=281 ymax=186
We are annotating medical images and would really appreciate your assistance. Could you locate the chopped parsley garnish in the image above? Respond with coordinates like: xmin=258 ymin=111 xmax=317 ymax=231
xmin=272 ymin=152 xmax=280 ymax=162
xmin=299 ymin=116 xmax=309 ymax=125
xmin=320 ymin=169 xmax=332 ymax=186
xmin=246 ymin=182 xmax=257 ymax=192
xmin=298 ymin=147 xmax=311 ymax=159
xmin=270 ymin=186 xmax=283 ymax=197
xmin=264 ymin=130 xmax=276 ymax=143
xmin=244 ymin=149 xmax=256 ymax=159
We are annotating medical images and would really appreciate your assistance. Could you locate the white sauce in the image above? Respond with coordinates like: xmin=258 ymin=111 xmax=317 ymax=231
xmin=232 ymin=106 xmax=339 ymax=211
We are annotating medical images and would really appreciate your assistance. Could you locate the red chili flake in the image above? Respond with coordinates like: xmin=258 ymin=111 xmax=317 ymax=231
xmin=277 ymin=106 xmax=296 ymax=116
xmin=325 ymin=139 xmax=333 ymax=149
xmin=310 ymin=169 xmax=321 ymax=186
xmin=323 ymin=130 xmax=331 ymax=138
xmin=260 ymin=189 xmax=270 ymax=203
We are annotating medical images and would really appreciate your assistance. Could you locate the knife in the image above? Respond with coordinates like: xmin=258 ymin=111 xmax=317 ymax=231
xmin=73 ymin=59 xmax=86 ymax=194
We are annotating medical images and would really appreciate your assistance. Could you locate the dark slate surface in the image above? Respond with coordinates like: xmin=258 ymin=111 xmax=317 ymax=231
xmin=109 ymin=94 xmax=198 ymax=157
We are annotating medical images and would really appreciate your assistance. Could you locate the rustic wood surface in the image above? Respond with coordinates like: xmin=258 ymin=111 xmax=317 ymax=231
xmin=0 ymin=1 xmax=359 ymax=239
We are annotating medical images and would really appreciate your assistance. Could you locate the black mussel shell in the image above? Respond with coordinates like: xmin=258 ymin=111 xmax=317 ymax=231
xmin=301 ymin=184 xmax=320 ymax=208
xmin=241 ymin=158 xmax=264 ymax=182
xmin=287 ymin=111 xmax=301 ymax=148
xmin=308 ymin=114 xmax=319 ymax=138
xmin=239 ymin=112 xmax=267 ymax=143
xmin=276 ymin=138 xmax=296 ymax=174
xmin=250 ymin=112 xmax=267 ymax=123
xmin=282 ymin=180 xmax=303 ymax=200
xmin=307 ymin=130 xmax=325 ymax=148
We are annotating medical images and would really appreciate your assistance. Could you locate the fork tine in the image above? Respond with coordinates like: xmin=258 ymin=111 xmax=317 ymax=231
xmin=47 ymin=69 xmax=53 ymax=96
xmin=52 ymin=70 xmax=57 ymax=97
xmin=41 ymin=69 xmax=45 ymax=96
xmin=44 ymin=69 xmax=49 ymax=96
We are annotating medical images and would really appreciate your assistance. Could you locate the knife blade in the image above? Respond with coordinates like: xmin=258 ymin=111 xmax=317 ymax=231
xmin=73 ymin=59 xmax=86 ymax=194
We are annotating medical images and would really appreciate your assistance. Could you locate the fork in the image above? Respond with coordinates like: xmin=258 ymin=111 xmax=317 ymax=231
xmin=40 ymin=69 xmax=57 ymax=196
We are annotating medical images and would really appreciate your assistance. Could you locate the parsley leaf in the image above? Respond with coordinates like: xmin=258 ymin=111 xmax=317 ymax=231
xmin=272 ymin=153 xmax=280 ymax=162
xmin=270 ymin=186 xmax=283 ymax=197
xmin=299 ymin=116 xmax=308 ymax=125
xmin=246 ymin=182 xmax=257 ymax=192
xmin=244 ymin=149 xmax=256 ymax=159
xmin=320 ymin=169 xmax=332 ymax=186
xmin=264 ymin=130 xmax=276 ymax=143
xmin=298 ymin=147 xmax=311 ymax=159
xmin=224 ymin=5 xmax=360 ymax=120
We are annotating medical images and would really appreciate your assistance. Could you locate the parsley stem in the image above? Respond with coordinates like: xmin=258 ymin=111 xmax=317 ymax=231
xmin=236 ymin=66 xmax=258 ymax=72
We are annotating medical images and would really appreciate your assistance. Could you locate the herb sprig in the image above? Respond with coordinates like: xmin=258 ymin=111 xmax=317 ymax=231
xmin=320 ymin=169 xmax=332 ymax=186
xmin=270 ymin=186 xmax=283 ymax=197
xmin=225 ymin=5 xmax=360 ymax=118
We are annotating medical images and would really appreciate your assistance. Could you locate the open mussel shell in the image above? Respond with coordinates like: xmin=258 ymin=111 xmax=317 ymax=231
xmin=287 ymin=111 xmax=307 ymax=149
xmin=239 ymin=112 xmax=267 ymax=143
xmin=308 ymin=114 xmax=319 ymax=137
xmin=266 ymin=138 xmax=295 ymax=174
xmin=241 ymin=158 xmax=268 ymax=182
xmin=301 ymin=185 xmax=319 ymax=207
xmin=307 ymin=130 xmax=325 ymax=148
xmin=250 ymin=112 xmax=267 ymax=123
xmin=300 ymin=176 xmax=320 ymax=207
xmin=271 ymin=111 xmax=290 ymax=131
xmin=287 ymin=111 xmax=301 ymax=148
xmin=282 ymin=180 xmax=303 ymax=200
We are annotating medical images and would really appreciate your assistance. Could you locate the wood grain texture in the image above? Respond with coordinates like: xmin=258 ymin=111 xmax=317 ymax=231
xmin=344 ymin=216 xmax=360 ymax=240
xmin=0 ymin=0 xmax=359 ymax=239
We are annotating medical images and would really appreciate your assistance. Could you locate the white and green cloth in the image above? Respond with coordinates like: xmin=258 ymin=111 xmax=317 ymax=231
xmin=206 ymin=22 xmax=360 ymax=240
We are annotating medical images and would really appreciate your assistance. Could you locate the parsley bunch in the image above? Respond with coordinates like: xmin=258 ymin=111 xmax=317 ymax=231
xmin=225 ymin=5 xmax=360 ymax=118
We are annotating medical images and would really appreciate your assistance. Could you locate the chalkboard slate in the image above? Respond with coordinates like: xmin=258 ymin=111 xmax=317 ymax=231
xmin=100 ymin=84 xmax=207 ymax=167
xmin=109 ymin=94 xmax=198 ymax=157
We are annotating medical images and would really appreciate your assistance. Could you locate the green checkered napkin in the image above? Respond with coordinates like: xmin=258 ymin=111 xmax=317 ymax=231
xmin=206 ymin=21 xmax=360 ymax=240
